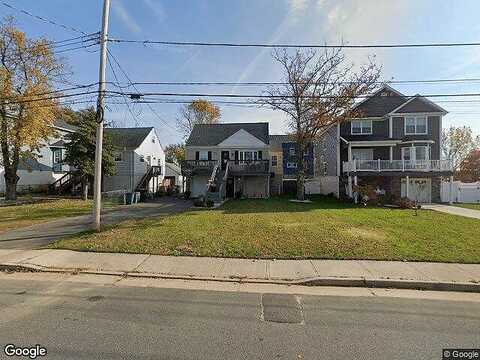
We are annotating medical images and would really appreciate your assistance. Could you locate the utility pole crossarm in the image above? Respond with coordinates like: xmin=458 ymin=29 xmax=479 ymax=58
xmin=93 ymin=0 xmax=111 ymax=231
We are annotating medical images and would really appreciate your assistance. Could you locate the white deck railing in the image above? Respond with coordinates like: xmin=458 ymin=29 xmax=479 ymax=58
xmin=342 ymin=159 xmax=453 ymax=173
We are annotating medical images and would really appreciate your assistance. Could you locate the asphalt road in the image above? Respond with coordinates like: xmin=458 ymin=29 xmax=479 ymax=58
xmin=0 ymin=275 xmax=479 ymax=360
xmin=0 ymin=198 xmax=192 ymax=250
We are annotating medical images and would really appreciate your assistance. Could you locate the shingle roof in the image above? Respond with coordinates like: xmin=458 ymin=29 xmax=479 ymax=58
xmin=186 ymin=123 xmax=269 ymax=146
xmin=354 ymin=86 xmax=408 ymax=117
xmin=391 ymin=96 xmax=447 ymax=114
xmin=105 ymin=127 xmax=153 ymax=150
xmin=165 ymin=162 xmax=181 ymax=175
xmin=269 ymin=134 xmax=295 ymax=144
xmin=53 ymin=119 xmax=77 ymax=132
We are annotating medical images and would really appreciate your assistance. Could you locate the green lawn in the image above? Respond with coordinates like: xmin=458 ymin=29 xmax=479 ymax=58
xmin=0 ymin=199 xmax=94 ymax=233
xmin=51 ymin=196 xmax=480 ymax=263
xmin=454 ymin=203 xmax=480 ymax=211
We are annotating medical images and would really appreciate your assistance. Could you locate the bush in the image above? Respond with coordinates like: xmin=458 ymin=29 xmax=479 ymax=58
xmin=184 ymin=191 xmax=191 ymax=200
xmin=395 ymin=197 xmax=415 ymax=209
xmin=205 ymin=199 xmax=214 ymax=208
xmin=193 ymin=198 xmax=205 ymax=207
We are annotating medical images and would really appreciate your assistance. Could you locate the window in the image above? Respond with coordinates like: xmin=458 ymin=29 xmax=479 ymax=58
xmin=286 ymin=162 xmax=297 ymax=168
xmin=289 ymin=147 xmax=296 ymax=156
xmin=402 ymin=146 xmax=429 ymax=161
xmin=271 ymin=155 xmax=278 ymax=167
xmin=53 ymin=149 xmax=63 ymax=164
xmin=352 ymin=148 xmax=373 ymax=161
xmin=239 ymin=151 xmax=259 ymax=161
xmin=198 ymin=151 xmax=209 ymax=161
xmin=351 ymin=120 xmax=372 ymax=135
xmin=114 ymin=152 xmax=123 ymax=162
xmin=405 ymin=116 xmax=427 ymax=135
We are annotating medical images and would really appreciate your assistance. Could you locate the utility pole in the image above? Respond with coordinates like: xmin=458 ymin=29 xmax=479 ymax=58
xmin=93 ymin=0 xmax=111 ymax=231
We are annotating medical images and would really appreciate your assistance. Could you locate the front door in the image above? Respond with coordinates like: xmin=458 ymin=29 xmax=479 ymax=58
xmin=221 ymin=151 xmax=230 ymax=170
xmin=226 ymin=177 xmax=234 ymax=198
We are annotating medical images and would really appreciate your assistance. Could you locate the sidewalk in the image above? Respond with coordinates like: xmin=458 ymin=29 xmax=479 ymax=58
xmin=422 ymin=204 xmax=480 ymax=219
xmin=1 ymin=249 xmax=479 ymax=292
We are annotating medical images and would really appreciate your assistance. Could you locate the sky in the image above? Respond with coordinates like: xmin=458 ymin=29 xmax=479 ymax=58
xmin=2 ymin=0 xmax=480 ymax=146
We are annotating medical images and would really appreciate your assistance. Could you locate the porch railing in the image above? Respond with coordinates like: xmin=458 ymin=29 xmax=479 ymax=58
xmin=228 ymin=160 xmax=270 ymax=175
xmin=181 ymin=160 xmax=218 ymax=175
xmin=342 ymin=159 xmax=453 ymax=173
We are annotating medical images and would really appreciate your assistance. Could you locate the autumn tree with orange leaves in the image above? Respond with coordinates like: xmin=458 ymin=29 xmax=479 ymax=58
xmin=0 ymin=17 xmax=65 ymax=200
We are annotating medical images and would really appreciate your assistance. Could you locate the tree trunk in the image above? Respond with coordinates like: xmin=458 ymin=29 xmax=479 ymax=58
xmin=296 ymin=142 xmax=306 ymax=201
xmin=4 ymin=170 xmax=19 ymax=201
xmin=82 ymin=180 xmax=89 ymax=201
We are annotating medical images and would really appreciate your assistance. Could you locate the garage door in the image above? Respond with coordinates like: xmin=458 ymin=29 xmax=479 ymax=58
xmin=401 ymin=178 xmax=431 ymax=203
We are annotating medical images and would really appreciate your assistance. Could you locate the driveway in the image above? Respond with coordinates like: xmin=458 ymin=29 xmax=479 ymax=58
xmin=0 ymin=197 xmax=192 ymax=250
xmin=423 ymin=204 xmax=480 ymax=219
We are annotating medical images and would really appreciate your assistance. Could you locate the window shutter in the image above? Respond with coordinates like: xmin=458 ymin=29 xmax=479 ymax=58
xmin=235 ymin=151 xmax=239 ymax=161
xmin=208 ymin=151 xmax=212 ymax=160
xmin=258 ymin=151 xmax=262 ymax=160
xmin=195 ymin=151 xmax=199 ymax=160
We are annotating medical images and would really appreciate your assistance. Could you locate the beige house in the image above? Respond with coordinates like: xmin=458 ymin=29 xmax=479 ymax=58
xmin=183 ymin=123 xmax=271 ymax=200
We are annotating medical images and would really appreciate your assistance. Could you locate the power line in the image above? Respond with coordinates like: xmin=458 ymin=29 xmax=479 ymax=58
xmin=106 ymin=48 xmax=177 ymax=133
xmin=1 ymin=1 xmax=87 ymax=35
xmin=106 ymin=53 xmax=141 ymax=126
xmin=108 ymin=90 xmax=480 ymax=100
xmin=103 ymin=77 xmax=480 ymax=88
xmin=109 ymin=37 xmax=480 ymax=49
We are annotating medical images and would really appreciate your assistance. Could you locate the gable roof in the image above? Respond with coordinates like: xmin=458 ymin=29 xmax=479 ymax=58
xmin=389 ymin=95 xmax=447 ymax=114
xmin=186 ymin=122 xmax=269 ymax=146
xmin=353 ymin=85 xmax=408 ymax=117
xmin=105 ymin=127 xmax=154 ymax=150
xmin=353 ymin=85 xmax=447 ymax=117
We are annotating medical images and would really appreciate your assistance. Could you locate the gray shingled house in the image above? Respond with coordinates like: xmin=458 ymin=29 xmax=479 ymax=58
xmin=340 ymin=85 xmax=453 ymax=203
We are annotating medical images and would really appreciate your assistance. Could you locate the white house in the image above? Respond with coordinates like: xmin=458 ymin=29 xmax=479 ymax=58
xmin=104 ymin=127 xmax=166 ymax=194
xmin=0 ymin=119 xmax=76 ymax=194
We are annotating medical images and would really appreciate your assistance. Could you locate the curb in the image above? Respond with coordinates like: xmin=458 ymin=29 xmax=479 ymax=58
xmin=1 ymin=263 xmax=480 ymax=293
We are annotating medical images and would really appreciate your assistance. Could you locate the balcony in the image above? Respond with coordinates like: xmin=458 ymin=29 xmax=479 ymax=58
xmin=343 ymin=159 xmax=453 ymax=173
xmin=228 ymin=160 xmax=270 ymax=175
xmin=181 ymin=160 xmax=217 ymax=175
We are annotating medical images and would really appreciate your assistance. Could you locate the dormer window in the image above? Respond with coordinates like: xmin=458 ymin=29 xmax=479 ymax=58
xmin=351 ymin=120 xmax=372 ymax=135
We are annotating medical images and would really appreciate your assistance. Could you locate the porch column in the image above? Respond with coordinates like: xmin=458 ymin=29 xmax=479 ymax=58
xmin=348 ymin=144 xmax=352 ymax=161
xmin=348 ymin=176 xmax=353 ymax=198
xmin=266 ymin=175 xmax=270 ymax=199
xmin=405 ymin=176 xmax=410 ymax=199
xmin=449 ymin=175 xmax=454 ymax=204
xmin=389 ymin=146 xmax=393 ymax=161
xmin=353 ymin=176 xmax=358 ymax=204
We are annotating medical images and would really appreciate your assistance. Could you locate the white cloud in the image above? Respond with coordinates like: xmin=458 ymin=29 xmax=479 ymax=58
xmin=112 ymin=0 xmax=141 ymax=34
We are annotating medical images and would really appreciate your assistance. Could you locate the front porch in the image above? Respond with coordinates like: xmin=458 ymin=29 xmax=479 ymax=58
xmin=343 ymin=174 xmax=455 ymax=204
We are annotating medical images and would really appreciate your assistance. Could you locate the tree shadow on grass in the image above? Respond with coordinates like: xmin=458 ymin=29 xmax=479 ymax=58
xmin=218 ymin=195 xmax=358 ymax=214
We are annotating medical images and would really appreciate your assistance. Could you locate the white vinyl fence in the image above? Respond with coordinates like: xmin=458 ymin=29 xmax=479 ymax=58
xmin=441 ymin=181 xmax=480 ymax=204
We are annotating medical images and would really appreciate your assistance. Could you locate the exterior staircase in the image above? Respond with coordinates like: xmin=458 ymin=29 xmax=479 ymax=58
xmin=135 ymin=165 xmax=163 ymax=193
xmin=48 ymin=171 xmax=82 ymax=195
xmin=205 ymin=161 xmax=229 ymax=203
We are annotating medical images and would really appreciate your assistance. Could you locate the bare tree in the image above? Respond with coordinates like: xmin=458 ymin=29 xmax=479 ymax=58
xmin=176 ymin=99 xmax=221 ymax=139
xmin=261 ymin=48 xmax=381 ymax=200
